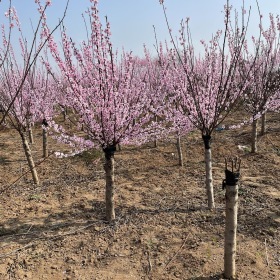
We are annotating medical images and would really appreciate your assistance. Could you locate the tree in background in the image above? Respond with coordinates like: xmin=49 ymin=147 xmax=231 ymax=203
xmin=0 ymin=0 xmax=68 ymax=184
xmin=241 ymin=14 xmax=280 ymax=152
xmin=0 ymin=0 xmax=68 ymax=126
xmin=160 ymin=0 xmax=258 ymax=209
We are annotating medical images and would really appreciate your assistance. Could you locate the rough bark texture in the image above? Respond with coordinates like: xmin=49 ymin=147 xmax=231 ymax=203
xmin=251 ymin=119 xmax=258 ymax=153
xmin=28 ymin=125 xmax=34 ymax=144
xmin=104 ymin=151 xmax=115 ymax=222
xmin=224 ymin=183 xmax=239 ymax=279
xmin=20 ymin=132 xmax=39 ymax=185
xmin=176 ymin=135 xmax=183 ymax=167
xmin=43 ymin=128 xmax=48 ymax=158
xmin=205 ymin=147 xmax=215 ymax=209
xmin=260 ymin=113 xmax=266 ymax=136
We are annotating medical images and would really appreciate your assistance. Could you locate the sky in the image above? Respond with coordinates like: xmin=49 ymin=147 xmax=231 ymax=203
xmin=1 ymin=0 xmax=280 ymax=57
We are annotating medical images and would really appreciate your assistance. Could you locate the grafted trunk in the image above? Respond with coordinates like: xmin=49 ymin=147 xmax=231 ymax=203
xmin=20 ymin=132 xmax=39 ymax=185
xmin=224 ymin=168 xmax=240 ymax=279
xmin=251 ymin=119 xmax=258 ymax=153
xmin=176 ymin=135 xmax=183 ymax=167
xmin=260 ymin=113 xmax=266 ymax=136
xmin=103 ymin=145 xmax=116 ymax=222
xmin=224 ymin=183 xmax=238 ymax=279
xmin=202 ymin=135 xmax=215 ymax=209
xmin=43 ymin=127 xmax=48 ymax=158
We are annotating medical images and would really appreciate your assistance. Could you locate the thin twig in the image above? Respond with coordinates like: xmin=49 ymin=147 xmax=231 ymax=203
xmin=164 ymin=233 xmax=191 ymax=270
xmin=264 ymin=238 xmax=269 ymax=266
xmin=147 ymin=250 xmax=152 ymax=274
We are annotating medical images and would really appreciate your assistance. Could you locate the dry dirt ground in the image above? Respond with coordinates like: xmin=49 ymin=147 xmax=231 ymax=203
xmin=0 ymin=113 xmax=279 ymax=280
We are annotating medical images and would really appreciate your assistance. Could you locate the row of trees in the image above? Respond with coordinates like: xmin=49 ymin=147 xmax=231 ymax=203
xmin=0 ymin=0 xmax=279 ymax=221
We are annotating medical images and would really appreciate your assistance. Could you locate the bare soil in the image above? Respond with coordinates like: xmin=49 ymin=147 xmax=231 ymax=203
xmin=0 ymin=113 xmax=279 ymax=280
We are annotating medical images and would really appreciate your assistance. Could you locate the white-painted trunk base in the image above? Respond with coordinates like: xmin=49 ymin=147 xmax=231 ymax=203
xmin=205 ymin=148 xmax=215 ymax=209
xmin=224 ymin=183 xmax=238 ymax=279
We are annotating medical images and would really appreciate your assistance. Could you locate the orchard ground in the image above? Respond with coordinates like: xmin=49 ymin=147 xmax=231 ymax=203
xmin=0 ymin=112 xmax=279 ymax=280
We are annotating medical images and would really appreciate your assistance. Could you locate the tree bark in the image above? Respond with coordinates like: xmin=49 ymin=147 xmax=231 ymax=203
xmin=251 ymin=119 xmax=258 ymax=153
xmin=260 ymin=113 xmax=266 ymax=136
xmin=20 ymin=132 xmax=39 ymax=185
xmin=63 ymin=107 xmax=67 ymax=122
xmin=154 ymin=139 xmax=158 ymax=148
xmin=176 ymin=135 xmax=183 ymax=167
xmin=202 ymin=135 xmax=215 ymax=209
xmin=43 ymin=127 xmax=48 ymax=158
xmin=28 ymin=124 xmax=34 ymax=144
xmin=103 ymin=146 xmax=116 ymax=222
xmin=224 ymin=183 xmax=238 ymax=279
xmin=154 ymin=115 xmax=158 ymax=148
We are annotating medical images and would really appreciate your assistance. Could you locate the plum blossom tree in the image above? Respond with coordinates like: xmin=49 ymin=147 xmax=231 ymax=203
xmin=0 ymin=61 xmax=41 ymax=184
xmin=163 ymin=47 xmax=194 ymax=166
xmin=0 ymin=0 xmax=68 ymax=126
xmin=241 ymin=14 xmax=280 ymax=152
xmin=0 ymin=0 xmax=68 ymax=183
xmin=46 ymin=0 xmax=161 ymax=221
xmin=142 ymin=40 xmax=177 ymax=150
xmin=29 ymin=64 xmax=59 ymax=158
xmin=143 ymin=41 xmax=193 ymax=166
xmin=160 ymin=0 xmax=258 ymax=209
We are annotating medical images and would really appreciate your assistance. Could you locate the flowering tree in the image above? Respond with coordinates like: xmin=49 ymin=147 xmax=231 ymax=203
xmin=0 ymin=0 xmax=68 ymax=126
xmin=241 ymin=14 xmax=280 ymax=152
xmin=0 ymin=0 xmax=12 ymax=71
xmin=0 ymin=61 xmax=41 ymax=184
xmin=47 ymin=0 xmax=161 ymax=221
xmin=160 ymin=0 xmax=258 ymax=209
xmin=30 ymin=63 xmax=59 ymax=157
xmin=0 ymin=0 xmax=68 ymax=183
xmin=163 ymin=47 xmax=194 ymax=166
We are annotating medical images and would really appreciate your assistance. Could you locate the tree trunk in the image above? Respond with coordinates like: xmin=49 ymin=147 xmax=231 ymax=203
xmin=20 ymin=132 xmax=39 ymax=185
xmin=43 ymin=127 xmax=48 ymax=158
xmin=154 ymin=115 xmax=158 ymax=148
xmin=63 ymin=107 xmax=67 ymax=122
xmin=251 ymin=119 xmax=258 ymax=153
xmin=202 ymin=135 xmax=215 ymax=209
xmin=176 ymin=135 xmax=183 ymax=167
xmin=154 ymin=139 xmax=158 ymax=148
xmin=103 ymin=146 xmax=116 ymax=222
xmin=224 ymin=178 xmax=239 ymax=279
xmin=28 ymin=124 xmax=34 ymax=144
xmin=260 ymin=113 xmax=266 ymax=136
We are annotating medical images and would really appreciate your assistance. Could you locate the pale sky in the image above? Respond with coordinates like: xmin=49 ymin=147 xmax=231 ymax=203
xmin=1 ymin=0 xmax=280 ymax=57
